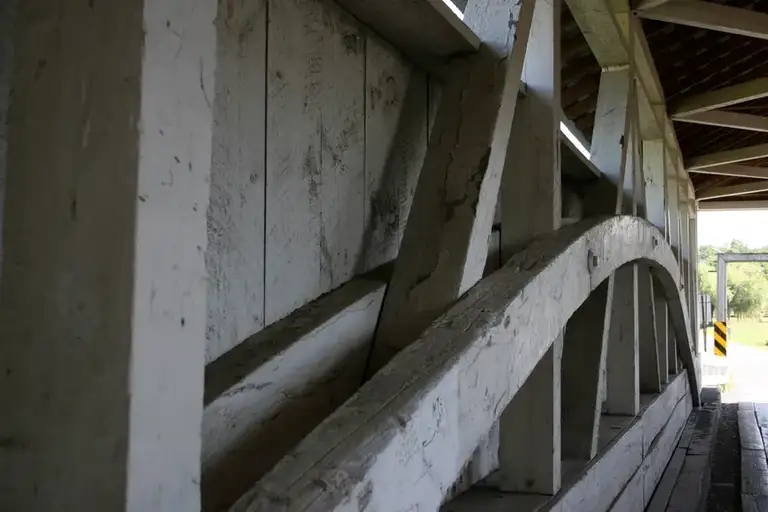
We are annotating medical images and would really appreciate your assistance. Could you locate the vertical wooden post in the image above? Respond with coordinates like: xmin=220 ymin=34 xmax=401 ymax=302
xmin=666 ymin=154 xmax=681 ymax=375
xmin=367 ymin=0 xmax=536 ymax=375
xmin=632 ymin=94 xmax=661 ymax=394
xmin=498 ymin=0 xmax=562 ymax=494
xmin=604 ymin=58 xmax=640 ymax=415
xmin=644 ymin=138 xmax=669 ymax=383
xmin=0 ymin=0 xmax=216 ymax=509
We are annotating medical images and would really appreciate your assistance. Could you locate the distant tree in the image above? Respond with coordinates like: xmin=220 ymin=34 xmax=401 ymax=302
xmin=697 ymin=241 xmax=768 ymax=319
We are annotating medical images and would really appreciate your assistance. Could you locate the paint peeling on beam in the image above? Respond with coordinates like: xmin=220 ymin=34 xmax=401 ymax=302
xmin=332 ymin=0 xmax=479 ymax=65
xmin=231 ymin=216 xmax=700 ymax=512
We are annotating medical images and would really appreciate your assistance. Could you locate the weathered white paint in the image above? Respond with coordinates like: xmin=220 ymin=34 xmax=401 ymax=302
xmin=654 ymin=284 xmax=669 ymax=383
xmin=0 ymin=0 xmax=216 ymax=509
xmin=636 ymin=0 xmax=768 ymax=41
xmin=562 ymin=281 xmax=613 ymax=461
xmin=331 ymin=0 xmax=480 ymax=64
xmin=232 ymin=217 xmax=700 ymax=512
xmin=445 ymin=372 xmax=689 ymax=512
xmin=501 ymin=0 xmax=562 ymax=252
xmin=206 ymin=0 xmax=266 ymax=363
xmin=265 ymin=0 xmax=365 ymax=323
xmin=590 ymin=66 xmax=632 ymax=405
xmin=368 ymin=0 xmax=536 ymax=373
xmin=566 ymin=0 xmax=686 ymax=175
xmin=638 ymin=268 xmax=661 ymax=393
xmin=499 ymin=340 xmax=563 ymax=493
xmin=498 ymin=0 xmax=562 ymax=495
xmin=605 ymin=264 xmax=640 ymax=415
xmin=671 ymin=77 xmax=768 ymax=117
xmin=202 ymin=278 xmax=385 ymax=511
xmin=364 ymin=36 xmax=428 ymax=270
xmin=643 ymin=139 xmax=666 ymax=233
xmin=613 ymin=388 xmax=691 ymax=511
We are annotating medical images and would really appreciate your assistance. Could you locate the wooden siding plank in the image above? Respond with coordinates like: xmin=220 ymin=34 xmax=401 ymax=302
xmin=265 ymin=0 xmax=365 ymax=323
xmin=206 ymin=0 xmax=267 ymax=362
xmin=363 ymin=36 xmax=427 ymax=270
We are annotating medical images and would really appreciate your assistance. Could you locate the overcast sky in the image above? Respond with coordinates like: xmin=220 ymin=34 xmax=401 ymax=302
xmin=698 ymin=210 xmax=768 ymax=248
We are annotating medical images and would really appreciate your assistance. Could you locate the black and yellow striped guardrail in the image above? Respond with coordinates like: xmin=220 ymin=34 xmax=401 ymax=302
xmin=713 ymin=320 xmax=727 ymax=357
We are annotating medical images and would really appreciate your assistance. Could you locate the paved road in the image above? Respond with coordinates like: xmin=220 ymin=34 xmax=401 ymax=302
xmin=721 ymin=342 xmax=768 ymax=403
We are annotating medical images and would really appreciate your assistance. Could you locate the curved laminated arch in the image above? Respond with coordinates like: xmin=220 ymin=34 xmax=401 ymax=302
xmin=232 ymin=215 xmax=701 ymax=512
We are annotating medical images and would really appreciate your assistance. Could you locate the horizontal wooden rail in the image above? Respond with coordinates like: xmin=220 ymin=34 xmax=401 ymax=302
xmin=232 ymin=215 xmax=700 ymax=512
xmin=332 ymin=0 xmax=480 ymax=64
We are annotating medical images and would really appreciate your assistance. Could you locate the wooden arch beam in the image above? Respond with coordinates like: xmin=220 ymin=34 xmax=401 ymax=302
xmin=232 ymin=215 xmax=700 ymax=512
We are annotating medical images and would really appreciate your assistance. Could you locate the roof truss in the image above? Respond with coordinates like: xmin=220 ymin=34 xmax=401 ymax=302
xmin=671 ymin=77 xmax=768 ymax=118
xmin=698 ymin=180 xmax=768 ymax=200
xmin=635 ymin=1 xmax=768 ymax=41
xmin=686 ymin=143 xmax=768 ymax=171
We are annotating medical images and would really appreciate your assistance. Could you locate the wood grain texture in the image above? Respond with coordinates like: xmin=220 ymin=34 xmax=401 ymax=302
xmin=363 ymin=35 xmax=427 ymax=270
xmin=232 ymin=216 xmax=700 ymax=512
xmin=368 ymin=0 xmax=535 ymax=374
xmin=202 ymin=278 xmax=385 ymax=511
xmin=206 ymin=0 xmax=266 ymax=362
xmin=265 ymin=0 xmax=365 ymax=323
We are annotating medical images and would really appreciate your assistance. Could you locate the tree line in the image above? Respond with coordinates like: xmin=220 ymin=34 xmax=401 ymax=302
xmin=699 ymin=240 xmax=768 ymax=319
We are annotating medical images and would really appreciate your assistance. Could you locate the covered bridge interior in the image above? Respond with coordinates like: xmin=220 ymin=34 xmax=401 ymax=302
xmin=1 ymin=0 xmax=768 ymax=511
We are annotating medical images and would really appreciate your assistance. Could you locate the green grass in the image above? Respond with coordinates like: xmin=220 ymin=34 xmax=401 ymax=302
xmin=706 ymin=319 xmax=768 ymax=350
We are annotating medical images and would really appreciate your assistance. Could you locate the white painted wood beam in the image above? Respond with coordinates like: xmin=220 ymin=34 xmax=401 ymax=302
xmin=567 ymin=0 xmax=689 ymax=194
xmin=632 ymin=103 xmax=662 ymax=395
xmin=671 ymin=77 xmax=768 ymax=117
xmin=698 ymin=180 xmax=768 ymax=200
xmin=233 ymin=217 xmax=701 ymax=512
xmin=688 ymin=164 xmax=768 ymax=180
xmin=564 ymin=0 xmax=629 ymax=67
xmin=449 ymin=373 xmax=690 ymax=512
xmin=0 ymin=0 xmax=217 ymax=509
xmin=332 ymin=0 xmax=479 ymax=64
xmin=202 ymin=278 xmax=386 ymax=510
xmin=634 ymin=0 xmax=673 ymax=9
xmin=562 ymin=281 xmax=613 ymax=461
xmin=368 ymin=0 xmax=535 ymax=374
xmin=686 ymin=143 xmax=768 ymax=170
xmin=698 ymin=200 xmax=768 ymax=210
xmin=673 ymin=110 xmax=768 ymax=133
xmin=498 ymin=0 xmax=562 ymax=495
xmin=635 ymin=1 xmax=768 ymax=41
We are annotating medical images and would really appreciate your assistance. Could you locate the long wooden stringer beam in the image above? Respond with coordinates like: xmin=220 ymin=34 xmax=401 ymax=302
xmin=686 ymin=143 xmax=768 ymax=170
xmin=673 ymin=110 xmax=768 ymax=133
xmin=688 ymin=164 xmax=768 ymax=180
xmin=366 ymin=0 xmax=535 ymax=375
xmin=698 ymin=180 xmax=768 ymax=200
xmin=232 ymin=216 xmax=701 ymax=512
xmin=671 ymin=77 xmax=768 ymax=117
xmin=635 ymin=1 xmax=768 ymax=41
